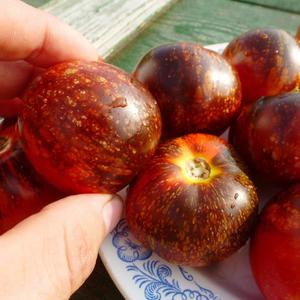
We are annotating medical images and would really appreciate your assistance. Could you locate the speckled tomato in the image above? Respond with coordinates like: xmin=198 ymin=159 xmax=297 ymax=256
xmin=250 ymin=184 xmax=300 ymax=300
xmin=19 ymin=61 xmax=162 ymax=194
xmin=228 ymin=104 xmax=253 ymax=167
xmin=229 ymin=92 xmax=300 ymax=183
xmin=133 ymin=43 xmax=241 ymax=138
xmin=0 ymin=124 xmax=63 ymax=234
xmin=224 ymin=28 xmax=300 ymax=105
xmin=126 ymin=133 xmax=258 ymax=266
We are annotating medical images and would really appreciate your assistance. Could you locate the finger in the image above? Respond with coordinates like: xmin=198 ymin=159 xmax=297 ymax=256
xmin=0 ymin=194 xmax=123 ymax=300
xmin=0 ymin=0 xmax=98 ymax=67
xmin=0 ymin=60 xmax=45 ymax=101
xmin=0 ymin=61 xmax=34 ymax=99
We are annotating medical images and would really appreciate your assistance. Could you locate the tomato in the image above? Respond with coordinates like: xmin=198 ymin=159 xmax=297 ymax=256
xmin=229 ymin=92 xmax=300 ymax=183
xmin=224 ymin=28 xmax=300 ymax=105
xmin=0 ymin=124 xmax=63 ymax=234
xmin=126 ymin=133 xmax=258 ymax=266
xmin=250 ymin=184 xmax=300 ymax=299
xmin=19 ymin=61 xmax=162 ymax=194
xmin=133 ymin=43 xmax=241 ymax=138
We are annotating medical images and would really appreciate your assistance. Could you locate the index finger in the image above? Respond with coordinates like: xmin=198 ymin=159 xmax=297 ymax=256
xmin=0 ymin=0 xmax=98 ymax=67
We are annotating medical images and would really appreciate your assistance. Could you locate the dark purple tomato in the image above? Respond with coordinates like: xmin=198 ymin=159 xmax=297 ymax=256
xmin=19 ymin=61 xmax=162 ymax=194
xmin=133 ymin=43 xmax=241 ymax=138
xmin=126 ymin=133 xmax=258 ymax=266
xmin=224 ymin=28 xmax=300 ymax=105
xmin=229 ymin=92 xmax=300 ymax=183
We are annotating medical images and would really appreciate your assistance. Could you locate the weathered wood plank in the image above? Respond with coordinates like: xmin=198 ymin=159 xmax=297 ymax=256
xmin=110 ymin=0 xmax=300 ymax=72
xmin=38 ymin=0 xmax=177 ymax=59
xmin=234 ymin=0 xmax=300 ymax=14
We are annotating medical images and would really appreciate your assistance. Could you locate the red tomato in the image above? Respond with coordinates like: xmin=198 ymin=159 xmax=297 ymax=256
xmin=0 ymin=98 xmax=22 ymax=118
xmin=19 ymin=61 xmax=161 ymax=194
xmin=0 ymin=124 xmax=64 ymax=234
xmin=250 ymin=184 xmax=300 ymax=300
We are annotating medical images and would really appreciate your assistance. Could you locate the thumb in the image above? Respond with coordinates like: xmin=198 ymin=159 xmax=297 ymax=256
xmin=0 ymin=193 xmax=123 ymax=300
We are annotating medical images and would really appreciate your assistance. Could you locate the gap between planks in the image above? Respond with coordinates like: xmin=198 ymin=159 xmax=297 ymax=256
xmin=42 ymin=0 xmax=178 ymax=60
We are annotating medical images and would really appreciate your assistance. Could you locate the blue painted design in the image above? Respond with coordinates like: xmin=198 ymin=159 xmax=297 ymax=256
xmin=127 ymin=260 xmax=219 ymax=300
xmin=112 ymin=218 xmax=152 ymax=262
xmin=179 ymin=267 xmax=221 ymax=300
xmin=178 ymin=266 xmax=194 ymax=281
xmin=112 ymin=219 xmax=220 ymax=300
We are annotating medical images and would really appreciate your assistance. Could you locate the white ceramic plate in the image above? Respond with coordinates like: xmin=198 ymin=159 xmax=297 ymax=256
xmin=99 ymin=43 xmax=275 ymax=300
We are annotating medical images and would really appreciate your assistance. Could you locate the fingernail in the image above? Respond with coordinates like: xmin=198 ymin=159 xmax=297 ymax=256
xmin=102 ymin=196 xmax=123 ymax=232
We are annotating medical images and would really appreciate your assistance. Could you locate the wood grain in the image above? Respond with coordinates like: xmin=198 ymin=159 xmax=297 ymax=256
xmin=234 ymin=0 xmax=300 ymax=14
xmin=110 ymin=0 xmax=300 ymax=73
xmin=38 ymin=0 xmax=177 ymax=59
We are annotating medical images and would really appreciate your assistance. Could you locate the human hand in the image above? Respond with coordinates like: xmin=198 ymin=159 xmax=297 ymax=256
xmin=0 ymin=1 xmax=123 ymax=299
xmin=0 ymin=0 xmax=98 ymax=116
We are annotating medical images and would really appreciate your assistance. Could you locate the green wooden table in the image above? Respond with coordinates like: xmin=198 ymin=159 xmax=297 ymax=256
xmin=24 ymin=1 xmax=300 ymax=299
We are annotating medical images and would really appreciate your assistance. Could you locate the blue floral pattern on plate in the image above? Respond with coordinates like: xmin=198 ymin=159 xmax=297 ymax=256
xmin=112 ymin=219 xmax=220 ymax=300
xmin=112 ymin=219 xmax=152 ymax=263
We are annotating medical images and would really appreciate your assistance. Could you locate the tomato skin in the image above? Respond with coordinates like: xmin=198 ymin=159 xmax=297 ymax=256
xmin=133 ymin=43 xmax=241 ymax=138
xmin=0 ymin=98 xmax=23 ymax=118
xmin=296 ymin=26 xmax=300 ymax=42
xmin=0 ymin=124 xmax=64 ymax=234
xmin=229 ymin=92 xmax=300 ymax=183
xmin=250 ymin=184 xmax=300 ymax=300
xmin=126 ymin=133 xmax=258 ymax=266
xmin=0 ymin=117 xmax=16 ymax=131
xmin=19 ymin=61 xmax=161 ymax=194
xmin=224 ymin=28 xmax=300 ymax=105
